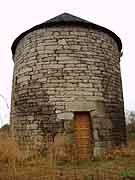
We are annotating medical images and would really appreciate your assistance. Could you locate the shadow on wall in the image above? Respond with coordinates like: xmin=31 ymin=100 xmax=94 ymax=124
xmin=13 ymin=81 xmax=62 ymax=155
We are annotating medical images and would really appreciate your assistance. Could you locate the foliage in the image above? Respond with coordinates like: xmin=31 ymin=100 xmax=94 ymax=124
xmin=128 ymin=132 xmax=135 ymax=140
xmin=0 ymin=123 xmax=10 ymax=134
xmin=119 ymin=169 xmax=135 ymax=178
xmin=83 ymin=175 xmax=93 ymax=180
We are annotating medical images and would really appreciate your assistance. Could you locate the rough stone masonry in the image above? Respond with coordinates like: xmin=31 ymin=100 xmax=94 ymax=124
xmin=10 ymin=13 xmax=127 ymax=159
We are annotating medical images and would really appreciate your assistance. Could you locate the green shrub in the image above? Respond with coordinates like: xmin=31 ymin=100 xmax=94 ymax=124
xmin=83 ymin=175 xmax=93 ymax=180
xmin=119 ymin=169 xmax=135 ymax=178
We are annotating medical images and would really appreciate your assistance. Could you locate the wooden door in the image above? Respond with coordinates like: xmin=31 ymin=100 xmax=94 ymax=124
xmin=74 ymin=112 xmax=92 ymax=160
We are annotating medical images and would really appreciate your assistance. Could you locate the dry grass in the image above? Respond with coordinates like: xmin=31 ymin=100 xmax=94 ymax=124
xmin=0 ymin=131 xmax=135 ymax=179
xmin=0 ymin=132 xmax=23 ymax=163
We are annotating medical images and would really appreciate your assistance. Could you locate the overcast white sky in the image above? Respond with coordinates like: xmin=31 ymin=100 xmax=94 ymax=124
xmin=0 ymin=0 xmax=135 ymax=125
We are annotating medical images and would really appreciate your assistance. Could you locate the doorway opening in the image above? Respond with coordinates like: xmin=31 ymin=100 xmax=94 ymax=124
xmin=74 ymin=112 xmax=92 ymax=160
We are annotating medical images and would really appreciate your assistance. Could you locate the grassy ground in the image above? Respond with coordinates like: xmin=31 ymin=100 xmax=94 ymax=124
xmin=0 ymin=132 xmax=135 ymax=179
xmin=56 ymin=138 xmax=135 ymax=177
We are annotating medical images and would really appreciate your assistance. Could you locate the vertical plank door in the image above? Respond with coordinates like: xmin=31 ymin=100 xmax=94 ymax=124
xmin=74 ymin=112 xmax=92 ymax=160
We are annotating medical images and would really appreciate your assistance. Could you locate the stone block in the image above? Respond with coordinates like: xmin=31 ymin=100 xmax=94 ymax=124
xmin=57 ymin=112 xmax=74 ymax=120
xmin=66 ymin=99 xmax=96 ymax=112
xmin=93 ymin=147 xmax=105 ymax=157
xmin=18 ymin=76 xmax=30 ymax=83
xmin=70 ymin=45 xmax=81 ymax=50
xmin=58 ymin=39 xmax=67 ymax=45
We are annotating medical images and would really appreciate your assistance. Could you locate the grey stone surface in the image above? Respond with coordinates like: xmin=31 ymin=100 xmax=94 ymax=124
xmin=57 ymin=112 xmax=74 ymax=120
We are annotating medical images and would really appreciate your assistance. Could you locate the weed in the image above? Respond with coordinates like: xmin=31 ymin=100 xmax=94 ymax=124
xmin=83 ymin=175 xmax=93 ymax=180
xmin=119 ymin=169 xmax=135 ymax=178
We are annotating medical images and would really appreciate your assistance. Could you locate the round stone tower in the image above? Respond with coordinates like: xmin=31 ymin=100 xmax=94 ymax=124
xmin=11 ymin=13 xmax=127 ymax=159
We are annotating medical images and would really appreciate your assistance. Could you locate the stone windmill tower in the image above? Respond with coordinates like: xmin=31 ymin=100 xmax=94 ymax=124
xmin=11 ymin=13 xmax=127 ymax=159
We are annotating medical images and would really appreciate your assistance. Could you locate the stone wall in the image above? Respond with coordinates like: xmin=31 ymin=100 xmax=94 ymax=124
xmin=11 ymin=25 xmax=126 ymax=157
